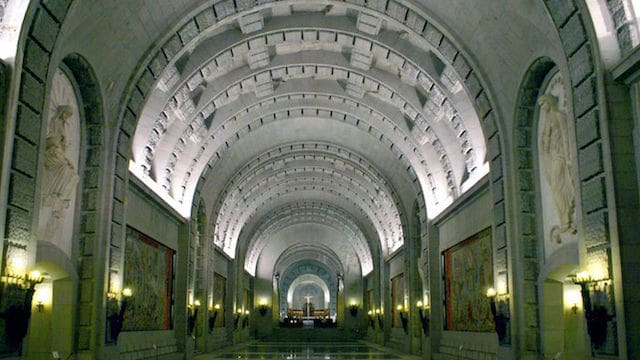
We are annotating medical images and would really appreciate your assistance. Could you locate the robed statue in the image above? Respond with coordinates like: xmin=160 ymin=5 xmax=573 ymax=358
xmin=40 ymin=105 xmax=79 ymax=236
xmin=538 ymin=94 xmax=576 ymax=243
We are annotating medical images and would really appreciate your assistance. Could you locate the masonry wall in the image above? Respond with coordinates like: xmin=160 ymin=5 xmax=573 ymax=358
xmin=430 ymin=183 xmax=499 ymax=359
xmin=111 ymin=184 xmax=182 ymax=359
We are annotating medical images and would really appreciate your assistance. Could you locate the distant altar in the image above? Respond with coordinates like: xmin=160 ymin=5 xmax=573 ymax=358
xmin=286 ymin=308 xmax=329 ymax=319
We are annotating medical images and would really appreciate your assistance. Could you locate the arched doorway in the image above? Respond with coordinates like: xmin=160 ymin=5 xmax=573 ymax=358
xmin=288 ymin=274 xmax=330 ymax=318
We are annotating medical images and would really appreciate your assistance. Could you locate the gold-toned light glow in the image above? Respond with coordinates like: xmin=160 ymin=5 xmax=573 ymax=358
xmin=8 ymin=255 xmax=27 ymax=275
xmin=564 ymin=287 xmax=582 ymax=312
xmin=416 ymin=301 xmax=423 ymax=308
xmin=122 ymin=288 xmax=133 ymax=297
xmin=497 ymin=281 xmax=507 ymax=295
xmin=34 ymin=283 xmax=52 ymax=307
xmin=486 ymin=288 xmax=497 ymax=298
xmin=29 ymin=270 xmax=41 ymax=280
xmin=575 ymin=271 xmax=591 ymax=283
xmin=214 ymin=303 xmax=221 ymax=310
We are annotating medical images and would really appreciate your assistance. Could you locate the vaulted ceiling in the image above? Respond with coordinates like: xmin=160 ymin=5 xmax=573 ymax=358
xmin=118 ymin=1 xmax=491 ymax=272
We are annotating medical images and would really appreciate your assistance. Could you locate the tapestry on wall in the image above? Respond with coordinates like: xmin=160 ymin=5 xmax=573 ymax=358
xmin=444 ymin=227 xmax=493 ymax=331
xmin=123 ymin=226 xmax=175 ymax=331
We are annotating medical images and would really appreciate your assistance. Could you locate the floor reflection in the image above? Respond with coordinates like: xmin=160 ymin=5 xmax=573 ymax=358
xmin=195 ymin=342 xmax=422 ymax=360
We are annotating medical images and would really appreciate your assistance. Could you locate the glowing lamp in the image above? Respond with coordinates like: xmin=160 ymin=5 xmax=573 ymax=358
xmin=122 ymin=288 xmax=133 ymax=297
xmin=486 ymin=288 xmax=497 ymax=298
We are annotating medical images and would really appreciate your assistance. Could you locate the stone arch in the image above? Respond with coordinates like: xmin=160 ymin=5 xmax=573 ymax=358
xmin=287 ymin=275 xmax=330 ymax=310
xmin=2 ymin=0 xmax=73 ymax=276
xmin=59 ymin=53 xmax=107 ymax=351
xmin=37 ymin=64 xmax=82 ymax=260
xmin=211 ymin=140 xmax=402 ymax=260
xmin=114 ymin=0 xmax=505 ymax=225
xmin=107 ymin=0 xmax=515 ymax=349
xmin=513 ymin=56 xmax=557 ymax=357
xmin=111 ymin=2 xmax=512 ymax=347
xmin=543 ymin=1 xmax=625 ymax=356
xmin=242 ymin=201 xmax=374 ymax=277
xmin=279 ymin=260 xmax=337 ymax=318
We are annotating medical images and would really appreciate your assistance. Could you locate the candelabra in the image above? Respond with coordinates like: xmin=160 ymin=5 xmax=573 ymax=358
xmin=0 ymin=271 xmax=43 ymax=352
xmin=367 ymin=310 xmax=375 ymax=328
xmin=486 ymin=287 xmax=510 ymax=345
xmin=258 ymin=299 xmax=269 ymax=316
xmin=572 ymin=272 xmax=612 ymax=350
xmin=416 ymin=301 xmax=429 ymax=336
xmin=242 ymin=310 xmax=250 ymax=328
xmin=208 ymin=304 xmax=220 ymax=333
xmin=349 ymin=302 xmax=359 ymax=317
xmin=107 ymin=287 xmax=132 ymax=344
xmin=397 ymin=305 xmax=408 ymax=334
xmin=188 ymin=300 xmax=200 ymax=336
xmin=234 ymin=309 xmax=242 ymax=329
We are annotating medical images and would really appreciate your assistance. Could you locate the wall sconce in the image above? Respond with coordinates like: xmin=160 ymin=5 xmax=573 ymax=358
xmin=397 ymin=305 xmax=408 ymax=334
xmin=234 ymin=308 xmax=243 ymax=329
xmin=208 ymin=304 xmax=220 ymax=333
xmin=258 ymin=299 xmax=269 ymax=316
xmin=367 ymin=310 xmax=374 ymax=328
xmin=486 ymin=287 xmax=509 ymax=345
xmin=375 ymin=308 xmax=383 ymax=329
xmin=349 ymin=301 xmax=359 ymax=317
xmin=572 ymin=271 xmax=612 ymax=350
xmin=188 ymin=299 xmax=200 ymax=336
xmin=107 ymin=287 xmax=132 ymax=344
xmin=242 ymin=310 xmax=250 ymax=328
xmin=0 ymin=270 xmax=43 ymax=352
xmin=416 ymin=300 xmax=429 ymax=336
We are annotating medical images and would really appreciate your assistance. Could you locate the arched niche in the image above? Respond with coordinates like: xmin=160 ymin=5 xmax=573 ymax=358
xmin=37 ymin=67 xmax=81 ymax=261
xmin=279 ymin=260 xmax=337 ymax=319
xmin=287 ymin=274 xmax=330 ymax=311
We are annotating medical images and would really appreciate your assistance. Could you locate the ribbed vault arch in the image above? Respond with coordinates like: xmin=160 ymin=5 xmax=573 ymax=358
xmin=273 ymin=244 xmax=345 ymax=279
xmin=243 ymin=201 xmax=373 ymax=276
xmin=125 ymin=0 xmax=491 ymax=230
xmin=212 ymin=141 xmax=401 ymax=259
xmin=251 ymin=221 xmax=362 ymax=281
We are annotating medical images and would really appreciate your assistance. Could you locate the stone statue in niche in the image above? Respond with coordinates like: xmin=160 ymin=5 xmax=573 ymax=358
xmin=538 ymin=94 xmax=576 ymax=243
xmin=41 ymin=105 xmax=80 ymax=236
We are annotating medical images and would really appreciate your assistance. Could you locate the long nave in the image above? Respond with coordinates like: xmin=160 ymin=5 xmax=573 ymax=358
xmin=0 ymin=0 xmax=639 ymax=359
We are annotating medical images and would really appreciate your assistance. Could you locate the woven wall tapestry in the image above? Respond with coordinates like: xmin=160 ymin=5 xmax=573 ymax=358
xmin=444 ymin=227 xmax=493 ymax=331
xmin=123 ymin=226 xmax=174 ymax=331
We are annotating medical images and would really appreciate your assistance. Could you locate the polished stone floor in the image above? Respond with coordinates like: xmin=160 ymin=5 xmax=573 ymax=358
xmin=195 ymin=341 xmax=423 ymax=360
